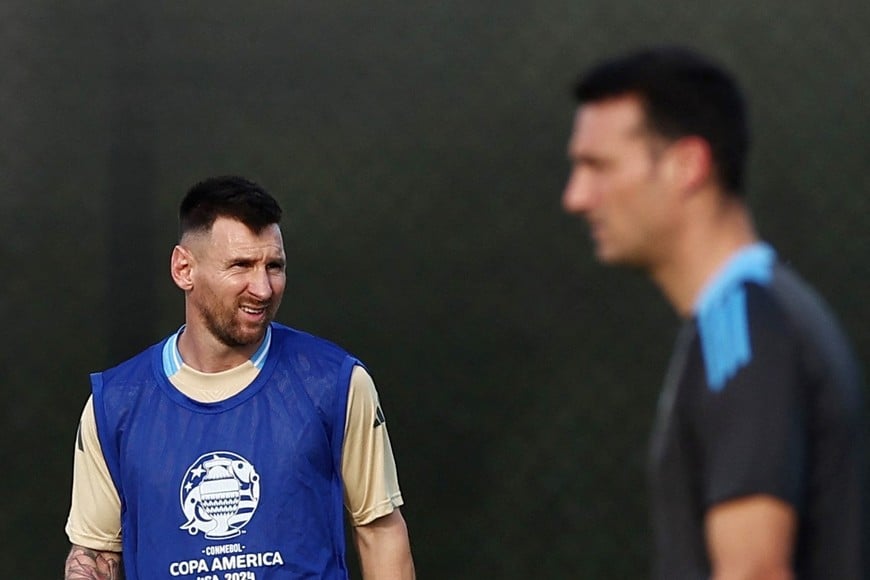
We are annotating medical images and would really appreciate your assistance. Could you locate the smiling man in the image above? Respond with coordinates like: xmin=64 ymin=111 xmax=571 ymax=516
xmin=563 ymin=47 xmax=866 ymax=579
xmin=65 ymin=176 xmax=415 ymax=579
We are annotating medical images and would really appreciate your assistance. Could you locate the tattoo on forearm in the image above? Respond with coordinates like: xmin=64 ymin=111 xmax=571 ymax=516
xmin=65 ymin=546 xmax=123 ymax=580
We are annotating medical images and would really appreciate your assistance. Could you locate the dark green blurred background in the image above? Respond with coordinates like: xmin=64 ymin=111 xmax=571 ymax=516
xmin=2 ymin=2 xmax=868 ymax=578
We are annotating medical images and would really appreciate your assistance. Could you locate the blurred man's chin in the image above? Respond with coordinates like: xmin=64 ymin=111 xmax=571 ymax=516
xmin=595 ymin=246 xmax=621 ymax=264
xmin=596 ymin=248 xmax=645 ymax=270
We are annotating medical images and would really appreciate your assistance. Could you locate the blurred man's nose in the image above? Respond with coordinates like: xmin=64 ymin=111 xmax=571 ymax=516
xmin=562 ymin=168 xmax=593 ymax=215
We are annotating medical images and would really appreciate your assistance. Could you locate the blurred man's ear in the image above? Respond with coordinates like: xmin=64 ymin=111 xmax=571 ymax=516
xmin=665 ymin=136 xmax=714 ymax=196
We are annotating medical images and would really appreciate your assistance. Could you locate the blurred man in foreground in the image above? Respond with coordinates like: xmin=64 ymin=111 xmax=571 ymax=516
xmin=563 ymin=46 xmax=865 ymax=578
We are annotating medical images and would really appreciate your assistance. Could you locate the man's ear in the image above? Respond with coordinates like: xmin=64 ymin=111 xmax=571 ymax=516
xmin=170 ymin=245 xmax=194 ymax=291
xmin=666 ymin=136 xmax=714 ymax=195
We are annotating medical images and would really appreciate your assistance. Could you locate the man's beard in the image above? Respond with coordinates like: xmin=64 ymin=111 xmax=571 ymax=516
xmin=201 ymin=299 xmax=277 ymax=348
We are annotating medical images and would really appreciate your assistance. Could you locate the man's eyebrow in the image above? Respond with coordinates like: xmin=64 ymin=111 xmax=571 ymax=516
xmin=569 ymin=152 xmax=609 ymax=167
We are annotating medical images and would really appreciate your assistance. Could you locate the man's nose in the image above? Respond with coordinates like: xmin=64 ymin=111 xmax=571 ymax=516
xmin=562 ymin=168 xmax=593 ymax=215
xmin=247 ymin=268 xmax=273 ymax=299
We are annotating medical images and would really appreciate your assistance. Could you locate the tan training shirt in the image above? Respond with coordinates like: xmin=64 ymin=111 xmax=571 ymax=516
xmin=66 ymin=361 xmax=404 ymax=552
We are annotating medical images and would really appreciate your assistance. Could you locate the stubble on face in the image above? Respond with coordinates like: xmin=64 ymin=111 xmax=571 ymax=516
xmin=197 ymin=281 xmax=279 ymax=348
xmin=184 ymin=220 xmax=286 ymax=351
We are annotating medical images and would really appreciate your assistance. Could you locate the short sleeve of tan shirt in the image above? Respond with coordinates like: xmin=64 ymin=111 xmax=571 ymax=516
xmin=65 ymin=365 xmax=404 ymax=550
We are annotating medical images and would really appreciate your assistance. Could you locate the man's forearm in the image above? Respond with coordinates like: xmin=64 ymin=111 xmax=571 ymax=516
xmin=354 ymin=509 xmax=415 ymax=580
xmin=65 ymin=545 xmax=124 ymax=580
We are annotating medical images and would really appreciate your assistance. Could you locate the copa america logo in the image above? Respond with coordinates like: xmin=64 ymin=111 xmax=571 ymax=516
xmin=179 ymin=451 xmax=261 ymax=539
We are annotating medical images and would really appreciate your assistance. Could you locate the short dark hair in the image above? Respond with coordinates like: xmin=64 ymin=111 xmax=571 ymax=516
xmin=574 ymin=46 xmax=749 ymax=194
xmin=179 ymin=175 xmax=283 ymax=238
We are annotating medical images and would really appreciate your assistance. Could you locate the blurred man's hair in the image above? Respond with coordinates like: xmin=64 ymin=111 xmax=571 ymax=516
xmin=574 ymin=46 xmax=749 ymax=194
